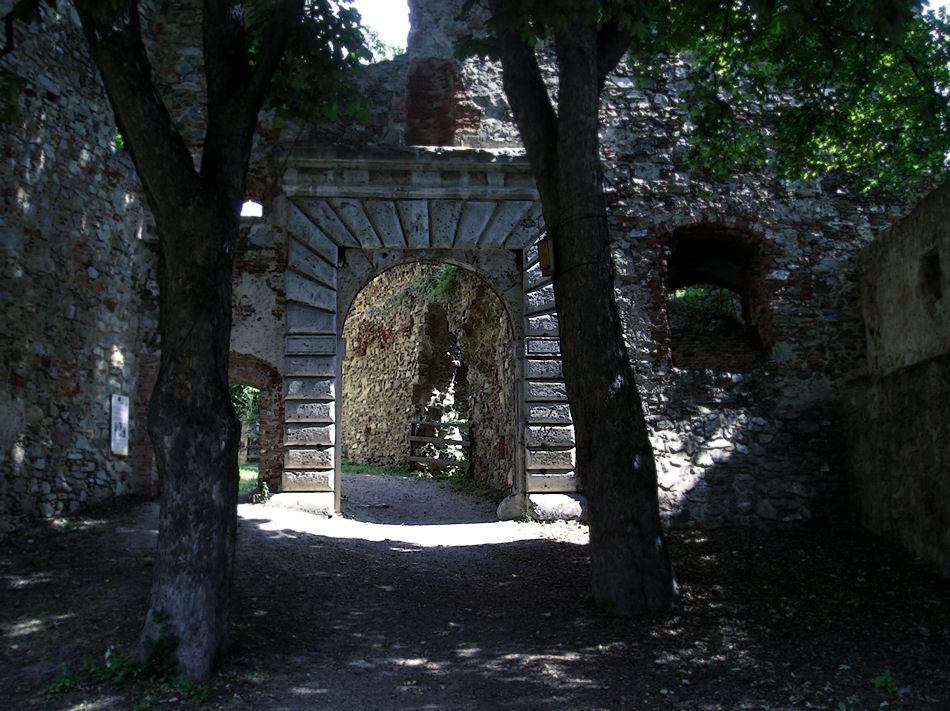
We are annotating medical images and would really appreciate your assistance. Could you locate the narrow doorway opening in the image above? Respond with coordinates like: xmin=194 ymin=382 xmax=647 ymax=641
xmin=667 ymin=226 xmax=766 ymax=371
xmin=229 ymin=383 xmax=262 ymax=497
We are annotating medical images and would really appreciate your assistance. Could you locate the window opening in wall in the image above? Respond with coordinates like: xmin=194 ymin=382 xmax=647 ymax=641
xmin=229 ymin=383 xmax=261 ymax=496
xmin=240 ymin=200 xmax=263 ymax=218
xmin=667 ymin=226 xmax=765 ymax=371
xmin=340 ymin=262 xmax=515 ymax=521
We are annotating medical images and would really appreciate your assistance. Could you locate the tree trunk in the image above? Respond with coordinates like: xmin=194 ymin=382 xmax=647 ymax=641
xmin=553 ymin=23 xmax=676 ymax=615
xmin=141 ymin=190 xmax=240 ymax=681
xmin=74 ymin=0 xmax=304 ymax=679
xmin=492 ymin=11 xmax=676 ymax=614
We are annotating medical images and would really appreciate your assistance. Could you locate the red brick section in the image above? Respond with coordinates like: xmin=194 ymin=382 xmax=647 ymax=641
xmin=406 ymin=58 xmax=480 ymax=145
xmin=228 ymin=352 xmax=284 ymax=493
xmin=129 ymin=351 xmax=284 ymax=496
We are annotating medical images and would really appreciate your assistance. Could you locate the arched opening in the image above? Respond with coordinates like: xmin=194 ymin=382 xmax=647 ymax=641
xmin=229 ymin=352 xmax=283 ymax=496
xmin=229 ymin=383 xmax=261 ymax=496
xmin=340 ymin=262 xmax=515 ymax=517
xmin=667 ymin=226 xmax=766 ymax=370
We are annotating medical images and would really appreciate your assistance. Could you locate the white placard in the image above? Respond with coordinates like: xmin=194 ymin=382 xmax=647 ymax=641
xmin=111 ymin=394 xmax=129 ymax=456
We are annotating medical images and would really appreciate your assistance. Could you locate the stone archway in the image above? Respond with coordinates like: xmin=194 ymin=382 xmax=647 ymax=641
xmin=272 ymin=146 xmax=581 ymax=519
xmin=340 ymin=262 xmax=517 ymax=493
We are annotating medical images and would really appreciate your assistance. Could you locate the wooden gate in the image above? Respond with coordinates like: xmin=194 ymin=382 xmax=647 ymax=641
xmin=408 ymin=420 xmax=471 ymax=473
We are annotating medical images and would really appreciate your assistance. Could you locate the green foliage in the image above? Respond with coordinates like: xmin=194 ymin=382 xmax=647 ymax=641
xmin=669 ymin=1 xmax=950 ymax=194
xmin=238 ymin=461 xmax=259 ymax=494
xmin=430 ymin=265 xmax=459 ymax=298
xmin=668 ymin=283 xmax=745 ymax=336
xmin=871 ymin=668 xmax=899 ymax=694
xmin=229 ymin=384 xmax=260 ymax=424
xmin=114 ymin=126 xmax=126 ymax=150
xmin=249 ymin=0 xmax=373 ymax=126
xmin=45 ymin=610 xmax=208 ymax=708
xmin=460 ymin=0 xmax=950 ymax=197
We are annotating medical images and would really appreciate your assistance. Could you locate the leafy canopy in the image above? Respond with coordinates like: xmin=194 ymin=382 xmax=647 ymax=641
xmin=248 ymin=0 xmax=373 ymax=125
xmin=460 ymin=0 xmax=950 ymax=195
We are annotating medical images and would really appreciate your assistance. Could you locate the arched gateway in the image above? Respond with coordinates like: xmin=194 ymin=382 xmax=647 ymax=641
xmin=270 ymin=146 xmax=582 ymax=519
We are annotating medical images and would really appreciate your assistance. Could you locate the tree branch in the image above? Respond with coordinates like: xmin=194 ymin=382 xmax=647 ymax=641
xmin=243 ymin=0 xmax=304 ymax=118
xmin=2 ymin=11 xmax=13 ymax=57
xmin=201 ymin=0 xmax=302 ymax=195
xmin=596 ymin=15 xmax=631 ymax=92
xmin=487 ymin=0 xmax=559 ymax=220
xmin=74 ymin=0 xmax=199 ymax=220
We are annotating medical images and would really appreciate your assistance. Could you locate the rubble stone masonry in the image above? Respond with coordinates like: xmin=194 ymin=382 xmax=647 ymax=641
xmin=1 ymin=3 xmax=154 ymax=523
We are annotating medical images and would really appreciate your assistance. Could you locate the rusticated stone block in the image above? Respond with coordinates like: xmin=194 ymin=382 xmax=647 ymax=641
xmin=526 ymin=359 xmax=563 ymax=379
xmin=526 ymin=338 xmax=560 ymax=356
xmin=284 ymin=356 xmax=336 ymax=377
xmin=282 ymin=470 xmax=333 ymax=492
xmin=284 ymin=447 xmax=333 ymax=470
xmin=526 ymin=380 xmax=568 ymax=402
xmin=284 ymin=377 xmax=335 ymax=400
xmin=526 ymin=402 xmax=572 ymax=424
xmin=285 ymin=401 xmax=334 ymax=423
xmin=526 ymin=448 xmax=575 ymax=470
xmin=285 ymin=424 xmax=335 ymax=446
xmin=526 ymin=425 xmax=575 ymax=448
xmin=285 ymin=335 xmax=337 ymax=356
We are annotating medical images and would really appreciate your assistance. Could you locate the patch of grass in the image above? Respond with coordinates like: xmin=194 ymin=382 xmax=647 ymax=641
xmin=238 ymin=461 xmax=259 ymax=495
xmin=870 ymin=669 xmax=898 ymax=695
xmin=46 ymin=611 xmax=210 ymax=709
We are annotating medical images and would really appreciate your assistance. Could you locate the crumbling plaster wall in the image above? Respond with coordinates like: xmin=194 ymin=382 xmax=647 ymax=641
xmin=845 ymin=183 xmax=950 ymax=577
xmin=0 ymin=2 xmax=155 ymax=522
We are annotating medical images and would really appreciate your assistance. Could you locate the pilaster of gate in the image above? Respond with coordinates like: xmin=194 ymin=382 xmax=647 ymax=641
xmin=272 ymin=198 xmax=341 ymax=515
xmin=521 ymin=242 xmax=581 ymax=506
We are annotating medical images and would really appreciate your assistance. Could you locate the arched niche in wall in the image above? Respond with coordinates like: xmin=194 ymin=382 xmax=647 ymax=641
xmin=666 ymin=225 xmax=768 ymax=371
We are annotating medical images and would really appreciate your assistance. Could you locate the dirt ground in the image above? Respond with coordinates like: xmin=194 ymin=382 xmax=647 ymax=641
xmin=1 ymin=471 xmax=948 ymax=710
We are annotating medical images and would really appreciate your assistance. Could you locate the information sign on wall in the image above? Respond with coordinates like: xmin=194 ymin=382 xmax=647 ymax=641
xmin=111 ymin=394 xmax=130 ymax=456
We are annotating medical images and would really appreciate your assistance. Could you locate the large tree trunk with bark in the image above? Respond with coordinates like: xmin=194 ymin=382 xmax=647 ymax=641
xmin=491 ymin=9 xmax=676 ymax=614
xmin=76 ymin=0 xmax=301 ymax=680
xmin=141 ymin=190 xmax=240 ymax=680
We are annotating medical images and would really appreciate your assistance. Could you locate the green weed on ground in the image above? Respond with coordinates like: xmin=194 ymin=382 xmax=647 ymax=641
xmin=46 ymin=611 xmax=210 ymax=709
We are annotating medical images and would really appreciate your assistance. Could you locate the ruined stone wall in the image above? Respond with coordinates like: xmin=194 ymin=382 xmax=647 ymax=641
xmin=1 ymin=2 xmax=290 ymax=520
xmin=384 ymin=0 xmax=908 ymax=527
xmin=845 ymin=183 xmax=950 ymax=576
xmin=599 ymin=62 xmax=901 ymax=527
xmin=341 ymin=265 xmax=419 ymax=466
xmin=0 ymin=3 xmax=156 ymax=522
xmin=341 ymin=263 xmax=514 ymax=490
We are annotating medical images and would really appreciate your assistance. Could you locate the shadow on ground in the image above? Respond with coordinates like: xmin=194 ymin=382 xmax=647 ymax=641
xmin=1 ymin=472 xmax=948 ymax=710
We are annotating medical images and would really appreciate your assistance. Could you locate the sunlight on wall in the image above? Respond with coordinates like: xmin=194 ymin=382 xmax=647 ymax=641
xmin=241 ymin=200 xmax=263 ymax=218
